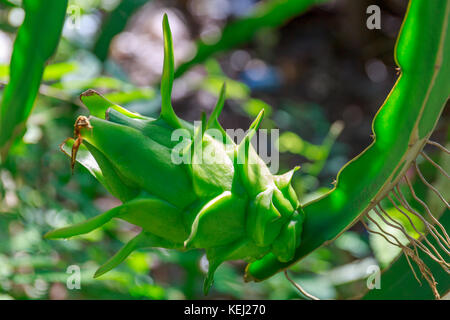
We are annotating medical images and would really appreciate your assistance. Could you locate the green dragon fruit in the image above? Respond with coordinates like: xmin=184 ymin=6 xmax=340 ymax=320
xmin=45 ymin=15 xmax=304 ymax=294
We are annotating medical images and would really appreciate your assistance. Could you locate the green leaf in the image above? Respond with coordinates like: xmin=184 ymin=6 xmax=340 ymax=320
xmin=0 ymin=0 xmax=68 ymax=160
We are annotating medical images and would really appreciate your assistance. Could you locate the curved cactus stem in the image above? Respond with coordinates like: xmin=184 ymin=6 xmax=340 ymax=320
xmin=0 ymin=0 xmax=68 ymax=160
xmin=94 ymin=231 xmax=182 ymax=278
xmin=44 ymin=206 xmax=121 ymax=239
xmin=159 ymin=14 xmax=182 ymax=129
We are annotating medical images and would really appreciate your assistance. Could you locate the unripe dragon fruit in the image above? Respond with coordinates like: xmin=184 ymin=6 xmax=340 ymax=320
xmin=45 ymin=15 xmax=304 ymax=294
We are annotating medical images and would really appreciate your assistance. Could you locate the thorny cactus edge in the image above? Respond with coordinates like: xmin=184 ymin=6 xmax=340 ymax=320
xmin=45 ymin=15 xmax=305 ymax=294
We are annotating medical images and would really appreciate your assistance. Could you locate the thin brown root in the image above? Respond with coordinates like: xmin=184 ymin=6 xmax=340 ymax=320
xmin=426 ymin=140 xmax=450 ymax=154
xmin=403 ymin=175 xmax=450 ymax=247
xmin=389 ymin=192 xmax=449 ymax=268
xmin=376 ymin=204 xmax=425 ymax=260
xmin=360 ymin=218 xmax=400 ymax=247
xmin=394 ymin=186 xmax=450 ymax=258
xmin=363 ymin=150 xmax=450 ymax=300
xmin=365 ymin=213 xmax=404 ymax=247
xmin=373 ymin=206 xmax=420 ymax=254
xmin=284 ymin=270 xmax=319 ymax=300
xmin=420 ymin=151 xmax=450 ymax=179
xmin=403 ymin=245 xmax=440 ymax=300
xmin=403 ymin=249 xmax=421 ymax=285
xmin=415 ymin=162 xmax=449 ymax=209
xmin=376 ymin=203 xmax=447 ymax=271
xmin=361 ymin=211 xmax=441 ymax=299
xmin=387 ymin=194 xmax=426 ymax=239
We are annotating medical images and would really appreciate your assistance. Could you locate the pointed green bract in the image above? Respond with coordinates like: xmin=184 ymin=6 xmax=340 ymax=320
xmin=60 ymin=138 xmax=107 ymax=188
xmin=44 ymin=206 xmax=120 ymax=240
xmin=81 ymin=89 xmax=145 ymax=120
xmin=207 ymin=83 xmax=226 ymax=130
xmin=274 ymin=166 xmax=300 ymax=209
xmin=159 ymin=14 xmax=182 ymax=129
xmin=118 ymin=197 xmax=188 ymax=243
xmin=84 ymin=141 xmax=140 ymax=202
xmin=80 ymin=117 xmax=197 ymax=208
xmin=206 ymin=83 xmax=236 ymax=146
xmin=184 ymin=191 xmax=247 ymax=248
xmin=247 ymin=188 xmax=284 ymax=247
xmin=94 ymin=232 xmax=144 ymax=278
xmin=94 ymin=231 xmax=183 ymax=278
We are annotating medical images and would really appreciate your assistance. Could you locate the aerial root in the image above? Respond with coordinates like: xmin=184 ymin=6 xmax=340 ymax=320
xmin=414 ymin=161 xmax=449 ymax=209
xmin=420 ymin=151 xmax=449 ymax=179
xmin=361 ymin=161 xmax=450 ymax=299
xmin=426 ymin=140 xmax=450 ymax=155
xmin=388 ymin=191 xmax=449 ymax=268
xmin=284 ymin=270 xmax=320 ymax=300
xmin=361 ymin=209 xmax=441 ymax=300
xmin=393 ymin=188 xmax=449 ymax=257
xmin=402 ymin=175 xmax=449 ymax=247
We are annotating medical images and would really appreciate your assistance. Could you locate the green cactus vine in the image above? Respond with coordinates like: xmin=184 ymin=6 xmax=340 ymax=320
xmin=45 ymin=14 xmax=305 ymax=294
